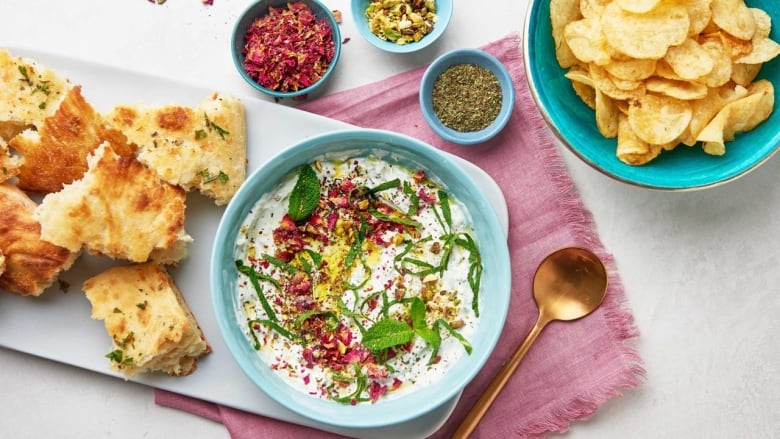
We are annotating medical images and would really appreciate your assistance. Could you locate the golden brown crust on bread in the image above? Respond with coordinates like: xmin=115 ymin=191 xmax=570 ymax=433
xmin=0 ymin=48 xmax=72 ymax=142
xmin=105 ymin=92 xmax=247 ymax=205
xmin=0 ymin=139 xmax=22 ymax=182
xmin=34 ymin=141 xmax=191 ymax=263
xmin=83 ymin=262 xmax=211 ymax=377
xmin=9 ymin=86 xmax=135 ymax=193
xmin=0 ymin=182 xmax=78 ymax=296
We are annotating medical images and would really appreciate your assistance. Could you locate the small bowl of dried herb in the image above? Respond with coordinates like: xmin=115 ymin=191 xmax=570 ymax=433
xmin=419 ymin=49 xmax=515 ymax=145
xmin=351 ymin=0 xmax=453 ymax=54
xmin=232 ymin=0 xmax=341 ymax=99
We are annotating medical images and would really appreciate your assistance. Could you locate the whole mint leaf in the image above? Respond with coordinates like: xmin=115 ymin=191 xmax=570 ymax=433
xmin=288 ymin=164 xmax=321 ymax=221
xmin=362 ymin=319 xmax=414 ymax=351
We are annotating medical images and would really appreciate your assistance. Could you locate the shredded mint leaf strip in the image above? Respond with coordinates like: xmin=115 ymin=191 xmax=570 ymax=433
xmin=368 ymin=205 xmax=422 ymax=228
xmin=435 ymin=318 xmax=473 ymax=355
xmin=438 ymin=190 xmax=452 ymax=229
xmin=362 ymin=319 xmax=414 ymax=351
xmin=236 ymin=260 xmax=277 ymax=321
xmin=288 ymin=164 xmax=321 ymax=221
xmin=365 ymin=178 xmax=400 ymax=195
xmin=294 ymin=310 xmax=338 ymax=329
xmin=344 ymin=215 xmax=368 ymax=269
xmin=332 ymin=364 xmax=370 ymax=404
xmin=247 ymin=319 xmax=298 ymax=349
xmin=402 ymin=181 xmax=419 ymax=216
xmin=262 ymin=253 xmax=298 ymax=274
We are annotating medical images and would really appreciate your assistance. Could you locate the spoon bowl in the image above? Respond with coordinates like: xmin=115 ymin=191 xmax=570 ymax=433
xmin=453 ymin=247 xmax=608 ymax=438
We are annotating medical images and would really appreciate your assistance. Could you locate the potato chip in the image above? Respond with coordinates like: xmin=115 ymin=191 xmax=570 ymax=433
xmin=571 ymin=80 xmax=597 ymax=110
xmin=590 ymin=64 xmax=646 ymax=100
xmin=564 ymin=18 xmax=611 ymax=65
xmin=565 ymin=65 xmax=597 ymax=109
xmin=603 ymin=58 xmax=657 ymax=81
xmin=615 ymin=0 xmax=661 ymax=14
xmin=616 ymin=114 xmax=662 ymax=165
xmin=579 ymin=0 xmax=610 ymax=19
xmin=731 ymin=63 xmax=762 ymax=86
xmin=664 ymin=38 xmax=715 ymax=80
xmin=595 ymin=89 xmax=619 ymax=138
xmin=550 ymin=0 xmax=582 ymax=69
xmin=680 ymin=83 xmax=748 ymax=145
xmin=628 ymin=94 xmax=692 ymax=144
xmin=681 ymin=0 xmax=713 ymax=36
xmin=696 ymin=80 xmax=774 ymax=155
xmin=751 ymin=8 xmax=772 ymax=40
xmin=699 ymin=38 xmax=733 ymax=87
xmin=708 ymin=31 xmax=755 ymax=59
xmin=645 ymin=77 xmax=708 ymax=100
xmin=601 ymin=1 xmax=689 ymax=59
xmin=735 ymin=38 xmax=780 ymax=64
xmin=711 ymin=0 xmax=756 ymax=41
xmin=553 ymin=0 xmax=777 ymax=165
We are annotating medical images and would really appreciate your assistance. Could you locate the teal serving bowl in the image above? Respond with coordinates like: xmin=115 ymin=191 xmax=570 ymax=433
xmin=523 ymin=0 xmax=780 ymax=190
xmin=420 ymin=48 xmax=516 ymax=145
xmin=211 ymin=129 xmax=511 ymax=428
xmin=350 ymin=0 xmax=452 ymax=53
xmin=232 ymin=0 xmax=341 ymax=99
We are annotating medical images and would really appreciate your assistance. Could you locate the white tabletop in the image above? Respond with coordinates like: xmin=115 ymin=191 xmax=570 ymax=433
xmin=1 ymin=1 xmax=779 ymax=438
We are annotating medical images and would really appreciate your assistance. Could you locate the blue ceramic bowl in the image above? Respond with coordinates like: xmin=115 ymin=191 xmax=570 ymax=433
xmin=420 ymin=49 xmax=516 ymax=145
xmin=350 ymin=0 xmax=452 ymax=53
xmin=211 ymin=129 xmax=511 ymax=428
xmin=231 ymin=0 xmax=341 ymax=99
xmin=523 ymin=0 xmax=780 ymax=190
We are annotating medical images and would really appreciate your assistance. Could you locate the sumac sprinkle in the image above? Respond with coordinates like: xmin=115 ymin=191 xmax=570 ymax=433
xmin=242 ymin=3 xmax=335 ymax=93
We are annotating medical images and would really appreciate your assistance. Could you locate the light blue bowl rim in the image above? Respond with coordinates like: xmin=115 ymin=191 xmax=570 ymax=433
xmin=350 ymin=0 xmax=453 ymax=53
xmin=522 ymin=0 xmax=780 ymax=191
xmin=420 ymin=48 xmax=516 ymax=145
xmin=231 ymin=0 xmax=342 ymax=98
xmin=210 ymin=128 xmax=511 ymax=428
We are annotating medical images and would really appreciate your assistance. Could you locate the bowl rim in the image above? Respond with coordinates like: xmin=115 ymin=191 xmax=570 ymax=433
xmin=419 ymin=48 xmax=516 ymax=145
xmin=210 ymin=128 xmax=511 ymax=428
xmin=350 ymin=0 xmax=453 ymax=54
xmin=521 ymin=0 xmax=780 ymax=191
xmin=231 ymin=0 xmax=342 ymax=98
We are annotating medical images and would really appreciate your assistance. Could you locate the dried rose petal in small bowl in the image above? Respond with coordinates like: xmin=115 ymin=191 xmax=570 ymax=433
xmin=232 ymin=0 xmax=342 ymax=99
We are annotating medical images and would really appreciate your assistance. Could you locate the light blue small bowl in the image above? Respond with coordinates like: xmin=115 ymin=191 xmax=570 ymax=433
xmin=350 ymin=0 xmax=452 ymax=53
xmin=523 ymin=0 xmax=780 ymax=190
xmin=420 ymin=49 xmax=516 ymax=145
xmin=231 ymin=0 xmax=341 ymax=99
xmin=211 ymin=129 xmax=511 ymax=429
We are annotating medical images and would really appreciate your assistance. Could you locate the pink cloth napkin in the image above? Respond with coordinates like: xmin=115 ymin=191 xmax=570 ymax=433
xmin=156 ymin=34 xmax=645 ymax=438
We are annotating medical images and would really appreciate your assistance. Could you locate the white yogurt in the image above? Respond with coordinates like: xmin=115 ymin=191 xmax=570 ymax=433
xmin=234 ymin=155 xmax=481 ymax=404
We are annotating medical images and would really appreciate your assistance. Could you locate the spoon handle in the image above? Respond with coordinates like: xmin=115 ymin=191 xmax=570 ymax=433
xmin=452 ymin=313 xmax=551 ymax=439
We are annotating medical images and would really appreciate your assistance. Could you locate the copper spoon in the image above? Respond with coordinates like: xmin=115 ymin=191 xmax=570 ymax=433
xmin=452 ymin=247 xmax=608 ymax=438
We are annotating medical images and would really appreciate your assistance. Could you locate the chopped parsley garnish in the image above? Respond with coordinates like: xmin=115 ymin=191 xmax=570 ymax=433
xmin=204 ymin=113 xmax=230 ymax=140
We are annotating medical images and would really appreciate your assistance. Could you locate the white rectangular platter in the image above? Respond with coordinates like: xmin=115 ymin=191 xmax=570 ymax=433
xmin=0 ymin=48 xmax=507 ymax=439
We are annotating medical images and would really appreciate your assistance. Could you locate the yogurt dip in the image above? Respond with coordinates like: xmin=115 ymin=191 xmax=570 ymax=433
xmin=234 ymin=154 xmax=482 ymax=404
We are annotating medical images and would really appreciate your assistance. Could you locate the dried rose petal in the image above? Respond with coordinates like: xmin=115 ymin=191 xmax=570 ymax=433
xmin=242 ymin=2 xmax=335 ymax=92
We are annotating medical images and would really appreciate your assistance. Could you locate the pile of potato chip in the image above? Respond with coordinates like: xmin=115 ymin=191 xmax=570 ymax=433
xmin=550 ymin=0 xmax=779 ymax=165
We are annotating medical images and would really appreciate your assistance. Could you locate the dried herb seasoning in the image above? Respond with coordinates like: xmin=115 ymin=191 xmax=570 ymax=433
xmin=242 ymin=2 xmax=335 ymax=93
xmin=431 ymin=63 xmax=503 ymax=132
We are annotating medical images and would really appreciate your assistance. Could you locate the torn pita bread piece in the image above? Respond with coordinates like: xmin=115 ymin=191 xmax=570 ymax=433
xmin=0 ymin=48 xmax=72 ymax=142
xmin=0 ymin=250 xmax=5 ymax=277
xmin=105 ymin=92 xmax=247 ymax=205
xmin=0 ymin=139 xmax=22 ymax=183
xmin=0 ymin=182 xmax=78 ymax=296
xmin=9 ymin=85 xmax=135 ymax=193
xmin=83 ymin=262 xmax=211 ymax=378
xmin=34 ymin=141 xmax=192 ymax=264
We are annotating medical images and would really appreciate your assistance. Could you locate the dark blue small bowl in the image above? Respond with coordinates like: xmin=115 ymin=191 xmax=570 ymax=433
xmin=419 ymin=49 xmax=515 ymax=145
xmin=231 ymin=0 xmax=341 ymax=99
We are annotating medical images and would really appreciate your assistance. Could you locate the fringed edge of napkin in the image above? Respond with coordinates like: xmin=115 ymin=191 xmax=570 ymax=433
xmin=511 ymin=39 xmax=646 ymax=435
